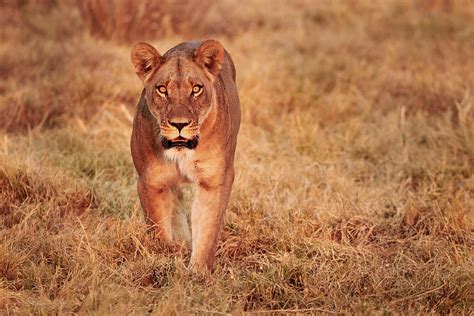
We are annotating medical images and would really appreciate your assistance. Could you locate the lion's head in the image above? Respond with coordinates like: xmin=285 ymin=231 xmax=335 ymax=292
xmin=131 ymin=40 xmax=225 ymax=150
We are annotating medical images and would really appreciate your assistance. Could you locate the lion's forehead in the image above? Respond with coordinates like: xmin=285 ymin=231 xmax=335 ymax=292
xmin=156 ymin=57 xmax=203 ymax=84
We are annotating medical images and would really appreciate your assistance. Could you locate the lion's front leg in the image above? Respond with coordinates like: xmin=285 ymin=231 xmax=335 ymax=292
xmin=189 ymin=168 xmax=234 ymax=271
xmin=137 ymin=178 xmax=176 ymax=244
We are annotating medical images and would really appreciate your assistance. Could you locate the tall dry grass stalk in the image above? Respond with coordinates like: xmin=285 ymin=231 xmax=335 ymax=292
xmin=77 ymin=0 xmax=215 ymax=41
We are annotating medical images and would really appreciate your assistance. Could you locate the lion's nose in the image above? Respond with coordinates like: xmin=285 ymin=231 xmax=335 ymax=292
xmin=168 ymin=120 xmax=191 ymax=132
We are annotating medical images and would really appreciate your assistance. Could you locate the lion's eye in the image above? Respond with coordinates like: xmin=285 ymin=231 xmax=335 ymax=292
xmin=156 ymin=85 xmax=167 ymax=95
xmin=192 ymin=85 xmax=203 ymax=96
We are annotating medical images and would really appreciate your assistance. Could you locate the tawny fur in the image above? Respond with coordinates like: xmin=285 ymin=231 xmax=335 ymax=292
xmin=130 ymin=40 xmax=240 ymax=272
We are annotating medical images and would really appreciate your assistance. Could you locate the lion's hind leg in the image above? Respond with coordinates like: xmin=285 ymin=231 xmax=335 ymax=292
xmin=171 ymin=186 xmax=192 ymax=247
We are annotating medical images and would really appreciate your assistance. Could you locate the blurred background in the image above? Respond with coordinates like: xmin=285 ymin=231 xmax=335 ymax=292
xmin=0 ymin=0 xmax=473 ymax=314
xmin=1 ymin=0 xmax=473 ymax=132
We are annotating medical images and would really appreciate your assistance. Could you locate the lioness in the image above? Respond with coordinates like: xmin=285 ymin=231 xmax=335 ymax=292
xmin=130 ymin=40 xmax=240 ymax=271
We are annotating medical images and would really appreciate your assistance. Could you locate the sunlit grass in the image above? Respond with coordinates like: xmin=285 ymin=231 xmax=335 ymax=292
xmin=1 ymin=0 xmax=473 ymax=314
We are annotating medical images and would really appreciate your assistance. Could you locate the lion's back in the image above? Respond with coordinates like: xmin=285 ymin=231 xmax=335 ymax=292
xmin=219 ymin=51 xmax=240 ymax=136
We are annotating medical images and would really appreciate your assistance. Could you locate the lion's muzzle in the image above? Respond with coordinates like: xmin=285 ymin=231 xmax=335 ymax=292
xmin=161 ymin=136 xmax=199 ymax=150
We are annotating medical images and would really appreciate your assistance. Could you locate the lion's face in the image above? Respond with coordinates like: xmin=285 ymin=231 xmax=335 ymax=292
xmin=145 ymin=57 xmax=214 ymax=150
xmin=131 ymin=41 xmax=225 ymax=150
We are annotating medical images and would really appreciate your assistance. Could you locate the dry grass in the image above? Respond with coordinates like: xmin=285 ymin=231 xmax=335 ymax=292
xmin=1 ymin=0 xmax=473 ymax=314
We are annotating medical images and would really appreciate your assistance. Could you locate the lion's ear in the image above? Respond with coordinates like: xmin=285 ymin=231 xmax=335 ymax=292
xmin=131 ymin=42 xmax=161 ymax=82
xmin=194 ymin=40 xmax=225 ymax=80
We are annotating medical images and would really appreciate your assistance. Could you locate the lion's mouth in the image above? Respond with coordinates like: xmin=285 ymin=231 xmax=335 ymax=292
xmin=161 ymin=137 xmax=198 ymax=150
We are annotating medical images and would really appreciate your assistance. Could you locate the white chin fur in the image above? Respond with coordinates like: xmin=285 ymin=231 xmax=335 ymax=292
xmin=163 ymin=148 xmax=196 ymax=181
xmin=164 ymin=147 xmax=194 ymax=163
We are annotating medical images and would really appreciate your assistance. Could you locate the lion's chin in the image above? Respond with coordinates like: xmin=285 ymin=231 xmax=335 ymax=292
xmin=161 ymin=137 xmax=198 ymax=150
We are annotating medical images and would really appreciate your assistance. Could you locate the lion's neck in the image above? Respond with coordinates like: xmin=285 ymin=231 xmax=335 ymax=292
xmin=200 ymin=83 xmax=226 ymax=141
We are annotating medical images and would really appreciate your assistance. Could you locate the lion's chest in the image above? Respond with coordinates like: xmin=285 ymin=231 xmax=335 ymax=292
xmin=163 ymin=148 xmax=223 ymax=184
xmin=164 ymin=148 xmax=197 ymax=181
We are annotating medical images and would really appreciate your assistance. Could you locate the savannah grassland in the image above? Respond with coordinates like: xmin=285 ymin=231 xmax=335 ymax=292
xmin=1 ymin=0 xmax=473 ymax=314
